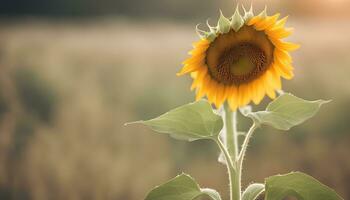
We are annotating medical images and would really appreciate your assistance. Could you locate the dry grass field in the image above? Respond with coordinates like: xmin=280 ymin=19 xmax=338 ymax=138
xmin=0 ymin=18 xmax=349 ymax=199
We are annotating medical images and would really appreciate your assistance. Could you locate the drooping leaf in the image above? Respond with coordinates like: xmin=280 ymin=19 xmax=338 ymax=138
xmin=265 ymin=172 xmax=343 ymax=200
xmin=242 ymin=183 xmax=265 ymax=200
xmin=145 ymin=173 xmax=221 ymax=200
xmin=126 ymin=100 xmax=223 ymax=141
xmin=246 ymin=93 xmax=330 ymax=130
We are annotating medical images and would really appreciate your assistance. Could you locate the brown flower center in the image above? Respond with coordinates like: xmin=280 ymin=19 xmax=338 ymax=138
xmin=206 ymin=26 xmax=274 ymax=85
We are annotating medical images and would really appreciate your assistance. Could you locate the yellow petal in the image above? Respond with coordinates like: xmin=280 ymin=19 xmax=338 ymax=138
xmin=267 ymin=27 xmax=293 ymax=39
xmin=254 ymin=13 xmax=280 ymax=31
xmin=275 ymin=55 xmax=294 ymax=72
xmin=215 ymin=84 xmax=226 ymax=108
xmin=192 ymin=72 xmax=207 ymax=91
xmin=190 ymin=72 xmax=197 ymax=79
xmin=193 ymin=39 xmax=210 ymax=48
xmin=189 ymin=45 xmax=208 ymax=56
xmin=247 ymin=16 xmax=262 ymax=26
xmin=238 ymin=84 xmax=251 ymax=107
xmin=228 ymin=86 xmax=238 ymax=111
xmin=254 ymin=79 xmax=266 ymax=104
xmin=276 ymin=16 xmax=288 ymax=27
xmin=279 ymin=41 xmax=300 ymax=52
xmin=265 ymin=85 xmax=276 ymax=99
xmin=273 ymin=63 xmax=294 ymax=80
xmin=190 ymin=80 xmax=198 ymax=91
xmin=194 ymin=67 xmax=208 ymax=81
xmin=269 ymin=67 xmax=282 ymax=90
xmin=195 ymin=87 xmax=205 ymax=101
xmin=264 ymin=72 xmax=276 ymax=99
xmin=182 ymin=54 xmax=205 ymax=65
xmin=250 ymin=81 xmax=258 ymax=104
xmin=223 ymin=86 xmax=230 ymax=102
xmin=195 ymin=76 xmax=210 ymax=100
xmin=207 ymin=81 xmax=218 ymax=103
xmin=274 ymin=49 xmax=292 ymax=64
xmin=177 ymin=64 xmax=203 ymax=76
xmin=270 ymin=38 xmax=300 ymax=51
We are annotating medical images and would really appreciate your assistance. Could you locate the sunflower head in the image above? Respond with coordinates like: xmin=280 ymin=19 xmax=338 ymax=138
xmin=178 ymin=5 xmax=300 ymax=111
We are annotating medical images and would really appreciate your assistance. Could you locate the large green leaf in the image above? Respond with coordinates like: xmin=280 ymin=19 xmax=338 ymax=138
xmin=265 ymin=172 xmax=343 ymax=200
xmin=242 ymin=183 xmax=265 ymax=200
xmin=126 ymin=100 xmax=223 ymax=141
xmin=145 ymin=173 xmax=221 ymax=200
xmin=246 ymin=93 xmax=330 ymax=130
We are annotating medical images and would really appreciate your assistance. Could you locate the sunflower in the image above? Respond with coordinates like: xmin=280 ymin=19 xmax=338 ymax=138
xmin=177 ymin=6 xmax=299 ymax=111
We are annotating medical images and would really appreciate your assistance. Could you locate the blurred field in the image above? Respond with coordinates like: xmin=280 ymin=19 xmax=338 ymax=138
xmin=0 ymin=16 xmax=349 ymax=200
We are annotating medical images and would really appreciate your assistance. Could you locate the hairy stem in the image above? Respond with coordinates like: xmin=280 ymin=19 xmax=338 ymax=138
xmin=223 ymin=103 xmax=240 ymax=200
xmin=234 ymin=123 xmax=258 ymax=200
xmin=238 ymin=123 xmax=258 ymax=168
xmin=215 ymin=138 xmax=237 ymax=200
xmin=224 ymin=103 xmax=238 ymax=159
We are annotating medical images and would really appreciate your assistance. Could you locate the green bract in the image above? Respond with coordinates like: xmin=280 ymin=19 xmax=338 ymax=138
xmin=231 ymin=6 xmax=244 ymax=32
xmin=126 ymin=100 xmax=223 ymax=141
xmin=218 ymin=10 xmax=231 ymax=34
xmin=145 ymin=173 xmax=221 ymax=200
xmin=195 ymin=5 xmax=260 ymax=41
xmin=242 ymin=5 xmax=254 ymax=21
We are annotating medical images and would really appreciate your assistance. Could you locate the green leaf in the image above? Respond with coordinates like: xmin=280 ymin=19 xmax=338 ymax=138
xmin=126 ymin=100 xmax=223 ymax=141
xmin=145 ymin=173 xmax=221 ymax=200
xmin=246 ymin=93 xmax=330 ymax=130
xmin=200 ymin=188 xmax=222 ymax=200
xmin=242 ymin=183 xmax=265 ymax=200
xmin=265 ymin=172 xmax=343 ymax=200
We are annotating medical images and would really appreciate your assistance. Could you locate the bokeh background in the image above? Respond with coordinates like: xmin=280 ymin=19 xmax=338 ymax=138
xmin=0 ymin=0 xmax=349 ymax=199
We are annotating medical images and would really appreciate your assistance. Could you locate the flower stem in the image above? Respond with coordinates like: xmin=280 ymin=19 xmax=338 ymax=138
xmin=214 ymin=138 xmax=236 ymax=200
xmin=224 ymin=103 xmax=238 ymax=159
xmin=238 ymin=123 xmax=258 ymax=165
xmin=223 ymin=103 xmax=240 ymax=200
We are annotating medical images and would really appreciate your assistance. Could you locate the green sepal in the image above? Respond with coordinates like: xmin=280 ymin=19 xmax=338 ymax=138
xmin=195 ymin=24 xmax=209 ymax=39
xmin=206 ymin=19 xmax=218 ymax=41
xmin=265 ymin=172 xmax=343 ymax=200
xmin=230 ymin=6 xmax=244 ymax=32
xmin=244 ymin=93 xmax=330 ymax=131
xmin=125 ymin=100 xmax=223 ymax=142
xmin=145 ymin=173 xmax=222 ymax=200
xmin=206 ymin=32 xmax=217 ymax=42
xmin=217 ymin=10 xmax=231 ymax=34
xmin=195 ymin=24 xmax=216 ymax=42
xmin=242 ymin=4 xmax=254 ymax=22
xmin=207 ymin=19 xmax=217 ymax=33
xmin=242 ymin=183 xmax=265 ymax=200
